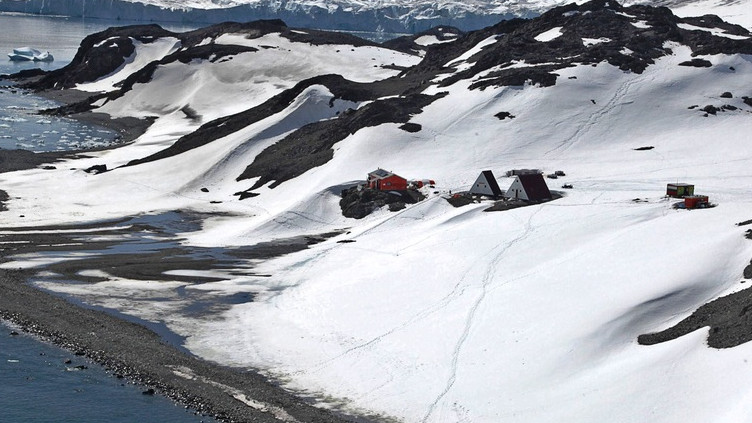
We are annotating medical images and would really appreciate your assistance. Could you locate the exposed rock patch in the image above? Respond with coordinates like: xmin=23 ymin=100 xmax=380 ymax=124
xmin=679 ymin=58 xmax=712 ymax=67
xmin=126 ymin=74 xmax=395 ymax=168
xmin=407 ymin=0 xmax=752 ymax=91
xmin=340 ymin=186 xmax=425 ymax=219
xmin=399 ymin=122 xmax=422 ymax=132
xmin=637 ymin=285 xmax=752 ymax=348
xmin=382 ymin=25 xmax=464 ymax=54
xmin=236 ymin=93 xmax=445 ymax=190
xmin=0 ymin=189 xmax=8 ymax=212
xmin=495 ymin=111 xmax=516 ymax=120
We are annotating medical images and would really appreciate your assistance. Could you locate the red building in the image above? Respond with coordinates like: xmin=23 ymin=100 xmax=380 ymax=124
xmin=367 ymin=169 xmax=408 ymax=191
xmin=684 ymin=195 xmax=709 ymax=209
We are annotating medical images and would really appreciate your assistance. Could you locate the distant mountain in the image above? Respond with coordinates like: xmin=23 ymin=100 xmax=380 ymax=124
xmin=1 ymin=0 xmax=749 ymax=33
xmin=4 ymin=1 xmax=752 ymax=422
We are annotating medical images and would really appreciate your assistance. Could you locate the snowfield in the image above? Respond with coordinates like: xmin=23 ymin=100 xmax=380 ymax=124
xmin=3 ymin=2 xmax=752 ymax=422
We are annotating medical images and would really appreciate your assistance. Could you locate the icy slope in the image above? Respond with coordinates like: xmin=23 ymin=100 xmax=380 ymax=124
xmin=2 ymin=1 xmax=752 ymax=422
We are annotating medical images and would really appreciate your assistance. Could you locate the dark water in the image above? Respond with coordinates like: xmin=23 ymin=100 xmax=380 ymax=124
xmin=0 ymin=15 xmax=221 ymax=422
xmin=0 ymin=13 xmax=199 ymax=152
xmin=0 ymin=323 xmax=215 ymax=423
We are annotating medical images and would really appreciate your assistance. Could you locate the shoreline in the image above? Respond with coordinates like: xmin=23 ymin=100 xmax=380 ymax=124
xmin=0 ymin=83 xmax=371 ymax=423
xmin=0 ymin=267 xmax=361 ymax=423
xmin=0 ymin=79 xmax=152 ymax=174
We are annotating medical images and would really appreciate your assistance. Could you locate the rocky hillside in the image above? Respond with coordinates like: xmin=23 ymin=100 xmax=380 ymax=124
xmin=4 ymin=2 xmax=752 ymax=422
xmin=17 ymin=0 xmax=752 ymax=198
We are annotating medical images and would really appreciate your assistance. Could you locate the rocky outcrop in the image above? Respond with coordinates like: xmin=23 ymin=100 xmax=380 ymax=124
xmin=10 ymin=0 xmax=752 ymax=196
xmin=236 ymin=93 xmax=445 ymax=190
xmin=407 ymin=0 xmax=752 ymax=90
xmin=340 ymin=187 xmax=425 ymax=219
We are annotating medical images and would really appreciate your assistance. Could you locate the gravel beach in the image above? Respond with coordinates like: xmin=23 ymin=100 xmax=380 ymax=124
xmin=0 ymin=268 xmax=357 ymax=423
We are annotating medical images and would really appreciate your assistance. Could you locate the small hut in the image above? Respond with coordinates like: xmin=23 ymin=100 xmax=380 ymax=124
xmin=469 ymin=170 xmax=502 ymax=197
xmin=367 ymin=169 xmax=408 ymax=191
xmin=666 ymin=183 xmax=694 ymax=198
xmin=684 ymin=195 xmax=709 ymax=209
xmin=504 ymin=173 xmax=552 ymax=201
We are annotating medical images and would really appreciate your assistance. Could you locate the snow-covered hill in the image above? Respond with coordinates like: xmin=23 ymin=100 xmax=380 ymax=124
xmin=1 ymin=0 xmax=751 ymax=33
xmin=3 ymin=0 xmax=752 ymax=421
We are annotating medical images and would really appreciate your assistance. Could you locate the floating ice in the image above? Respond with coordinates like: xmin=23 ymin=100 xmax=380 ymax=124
xmin=8 ymin=47 xmax=54 ymax=62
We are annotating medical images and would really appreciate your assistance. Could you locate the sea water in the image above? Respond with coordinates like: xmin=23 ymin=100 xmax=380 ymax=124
xmin=0 ymin=14 xmax=219 ymax=422
xmin=0 ymin=13 xmax=198 ymax=152
xmin=0 ymin=323 xmax=214 ymax=423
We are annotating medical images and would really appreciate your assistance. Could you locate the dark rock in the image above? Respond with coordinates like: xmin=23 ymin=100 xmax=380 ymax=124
xmin=181 ymin=105 xmax=202 ymax=121
xmin=722 ymin=104 xmax=738 ymax=111
xmin=744 ymin=97 xmax=752 ymax=107
xmin=233 ymin=190 xmax=259 ymax=200
xmin=200 ymin=187 xmax=209 ymax=193
xmin=678 ymin=58 xmax=712 ymax=67
xmin=143 ymin=388 xmax=156 ymax=395
xmin=84 ymin=164 xmax=107 ymax=174
xmin=388 ymin=202 xmax=406 ymax=212
xmin=237 ymin=93 xmax=444 ymax=189
xmin=340 ymin=186 xmax=425 ymax=219
xmin=633 ymin=146 xmax=654 ymax=151
xmin=382 ymin=26 xmax=464 ymax=54
xmin=688 ymin=105 xmax=698 ymax=109
xmin=42 ymin=166 xmax=56 ymax=170
xmin=495 ymin=111 xmax=516 ymax=120
xmin=638 ymin=283 xmax=752 ymax=348
xmin=446 ymin=193 xmax=475 ymax=208
xmin=9 ymin=330 xmax=19 ymax=336
xmin=336 ymin=239 xmax=356 ymax=243
xmin=701 ymin=105 xmax=719 ymax=115
xmin=399 ymin=122 xmax=422 ymax=132
xmin=720 ymin=91 xmax=733 ymax=98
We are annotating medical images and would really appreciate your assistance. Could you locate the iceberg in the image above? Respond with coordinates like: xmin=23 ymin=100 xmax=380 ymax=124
xmin=8 ymin=47 xmax=54 ymax=62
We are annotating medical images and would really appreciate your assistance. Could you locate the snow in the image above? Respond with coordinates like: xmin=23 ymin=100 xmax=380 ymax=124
xmin=414 ymin=35 xmax=457 ymax=46
xmin=677 ymin=22 xmax=751 ymax=40
xmin=445 ymin=35 xmax=499 ymax=68
xmin=534 ymin=26 xmax=564 ymax=42
xmin=76 ymin=37 xmax=182 ymax=93
xmin=669 ymin=0 xmax=752 ymax=31
xmin=3 ymin=13 xmax=752 ymax=423
xmin=582 ymin=37 xmax=611 ymax=46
